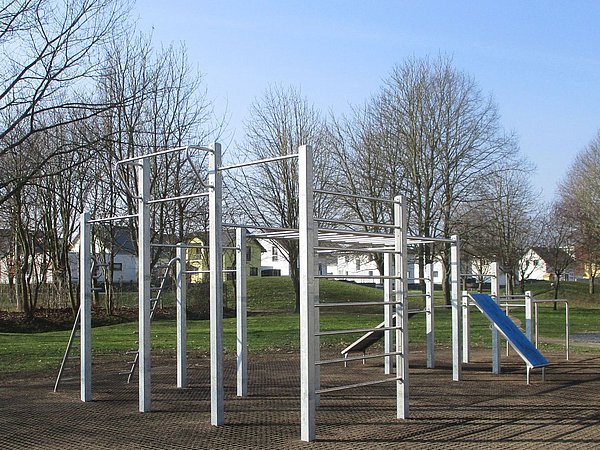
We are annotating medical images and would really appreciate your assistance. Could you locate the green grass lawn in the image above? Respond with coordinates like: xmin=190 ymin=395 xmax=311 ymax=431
xmin=1 ymin=278 xmax=599 ymax=377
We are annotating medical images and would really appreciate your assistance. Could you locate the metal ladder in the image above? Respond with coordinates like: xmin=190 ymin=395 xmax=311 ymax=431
xmin=120 ymin=257 xmax=178 ymax=383
xmin=54 ymin=260 xmax=105 ymax=392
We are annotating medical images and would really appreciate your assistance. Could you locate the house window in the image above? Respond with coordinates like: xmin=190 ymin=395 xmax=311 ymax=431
xmin=250 ymin=267 xmax=258 ymax=276
xmin=433 ymin=271 xmax=439 ymax=278
xmin=272 ymin=247 xmax=278 ymax=262
xmin=246 ymin=246 xmax=252 ymax=262
xmin=368 ymin=270 xmax=373 ymax=276
xmin=113 ymin=263 xmax=122 ymax=271
xmin=356 ymin=259 xmax=360 ymax=271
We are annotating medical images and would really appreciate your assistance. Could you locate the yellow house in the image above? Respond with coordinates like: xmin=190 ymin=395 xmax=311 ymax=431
xmin=186 ymin=233 xmax=265 ymax=283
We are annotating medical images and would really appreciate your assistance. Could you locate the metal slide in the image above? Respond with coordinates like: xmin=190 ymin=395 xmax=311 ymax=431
xmin=340 ymin=312 xmax=416 ymax=362
xmin=469 ymin=293 xmax=549 ymax=383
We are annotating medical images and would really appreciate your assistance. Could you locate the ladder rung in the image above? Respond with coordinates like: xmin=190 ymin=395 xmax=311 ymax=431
xmin=60 ymin=377 xmax=78 ymax=382
xmin=118 ymin=370 xmax=134 ymax=376
xmin=125 ymin=350 xmax=138 ymax=355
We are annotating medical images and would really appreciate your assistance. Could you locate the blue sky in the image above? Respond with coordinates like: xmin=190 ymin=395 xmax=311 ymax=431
xmin=133 ymin=1 xmax=600 ymax=202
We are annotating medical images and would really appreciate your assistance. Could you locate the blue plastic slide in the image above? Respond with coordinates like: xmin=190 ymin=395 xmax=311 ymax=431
xmin=469 ymin=293 xmax=548 ymax=382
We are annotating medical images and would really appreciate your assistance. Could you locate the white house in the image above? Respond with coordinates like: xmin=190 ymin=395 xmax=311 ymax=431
xmin=520 ymin=247 xmax=576 ymax=282
xmin=332 ymin=252 xmax=445 ymax=285
xmin=258 ymin=238 xmax=334 ymax=277
xmin=70 ymin=227 xmax=138 ymax=284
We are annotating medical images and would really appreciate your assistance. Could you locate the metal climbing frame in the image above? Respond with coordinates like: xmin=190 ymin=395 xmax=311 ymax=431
xmin=74 ymin=142 xmax=463 ymax=443
xmin=77 ymin=144 xmax=214 ymax=413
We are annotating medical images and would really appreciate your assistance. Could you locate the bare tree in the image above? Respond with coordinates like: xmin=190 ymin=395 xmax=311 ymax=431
xmin=540 ymin=204 xmax=575 ymax=304
xmin=456 ymin=165 xmax=540 ymax=294
xmin=0 ymin=0 xmax=128 ymax=205
xmin=330 ymin=105 xmax=402 ymax=275
xmin=558 ymin=130 xmax=600 ymax=294
xmin=233 ymin=85 xmax=335 ymax=312
xmin=334 ymin=56 xmax=519 ymax=301
xmin=85 ymin=32 xmax=215 ymax=313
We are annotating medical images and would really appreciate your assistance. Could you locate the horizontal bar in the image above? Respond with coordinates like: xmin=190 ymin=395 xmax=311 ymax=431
xmin=318 ymin=227 xmax=393 ymax=239
xmin=316 ymin=376 xmax=403 ymax=395
xmin=531 ymin=299 xmax=569 ymax=304
xmin=499 ymin=303 xmax=524 ymax=308
xmin=150 ymin=243 xmax=207 ymax=249
xmin=317 ymin=351 xmax=404 ymax=366
xmin=315 ymin=300 xmax=404 ymax=308
xmin=88 ymin=214 xmax=137 ymax=224
xmin=316 ymin=325 xmax=402 ymax=337
xmin=183 ymin=269 xmax=237 ymax=274
xmin=315 ymin=217 xmax=398 ymax=229
xmin=316 ymin=246 xmax=400 ymax=254
xmin=314 ymin=189 xmax=398 ymax=205
xmin=315 ymin=274 xmax=401 ymax=280
xmin=219 ymin=153 xmax=298 ymax=171
xmin=147 ymin=192 xmax=210 ymax=204
xmin=116 ymin=145 xmax=212 ymax=165
xmin=407 ymin=235 xmax=455 ymax=244
xmin=407 ymin=293 xmax=428 ymax=298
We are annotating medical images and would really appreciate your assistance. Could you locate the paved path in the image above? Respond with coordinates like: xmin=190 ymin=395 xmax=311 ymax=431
xmin=1 ymin=347 xmax=599 ymax=449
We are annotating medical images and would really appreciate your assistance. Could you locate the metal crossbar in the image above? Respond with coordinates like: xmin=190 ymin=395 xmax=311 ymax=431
xmin=315 ymin=274 xmax=401 ymax=280
xmin=88 ymin=214 xmax=137 ymax=224
xmin=316 ymin=325 xmax=403 ymax=336
xmin=148 ymin=192 xmax=210 ymax=204
xmin=315 ymin=246 xmax=398 ymax=254
xmin=219 ymin=153 xmax=298 ymax=171
xmin=317 ymin=351 xmax=403 ymax=366
xmin=316 ymin=376 xmax=403 ymax=394
xmin=314 ymin=189 xmax=399 ymax=204
xmin=315 ymin=217 xmax=397 ymax=229
xmin=315 ymin=300 xmax=404 ymax=308
xmin=116 ymin=146 xmax=212 ymax=165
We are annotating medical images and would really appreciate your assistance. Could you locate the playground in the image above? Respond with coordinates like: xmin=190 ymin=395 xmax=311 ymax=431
xmin=2 ymin=346 xmax=599 ymax=449
xmin=11 ymin=142 xmax=598 ymax=447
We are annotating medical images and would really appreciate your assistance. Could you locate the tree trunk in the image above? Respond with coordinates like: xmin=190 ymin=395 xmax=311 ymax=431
xmin=553 ymin=276 xmax=560 ymax=310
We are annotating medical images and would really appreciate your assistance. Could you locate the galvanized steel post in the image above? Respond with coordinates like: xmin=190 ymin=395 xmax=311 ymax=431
xmin=299 ymin=144 xmax=316 ymax=442
xmin=80 ymin=212 xmax=92 ymax=402
xmin=462 ymin=290 xmax=470 ymax=363
xmin=209 ymin=142 xmax=224 ymax=426
xmin=236 ymin=227 xmax=248 ymax=397
xmin=425 ymin=261 xmax=435 ymax=369
xmin=138 ymin=157 xmax=152 ymax=412
xmin=383 ymin=252 xmax=393 ymax=375
xmin=394 ymin=195 xmax=409 ymax=419
xmin=491 ymin=262 xmax=501 ymax=374
xmin=450 ymin=235 xmax=462 ymax=381
xmin=176 ymin=243 xmax=187 ymax=388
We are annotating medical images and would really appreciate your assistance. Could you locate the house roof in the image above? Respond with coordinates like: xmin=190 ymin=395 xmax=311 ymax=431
xmin=189 ymin=230 xmax=267 ymax=252
xmin=529 ymin=246 xmax=574 ymax=266
xmin=94 ymin=227 xmax=136 ymax=255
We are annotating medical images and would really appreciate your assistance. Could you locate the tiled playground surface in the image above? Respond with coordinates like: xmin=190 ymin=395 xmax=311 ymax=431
xmin=1 ymin=346 xmax=599 ymax=449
